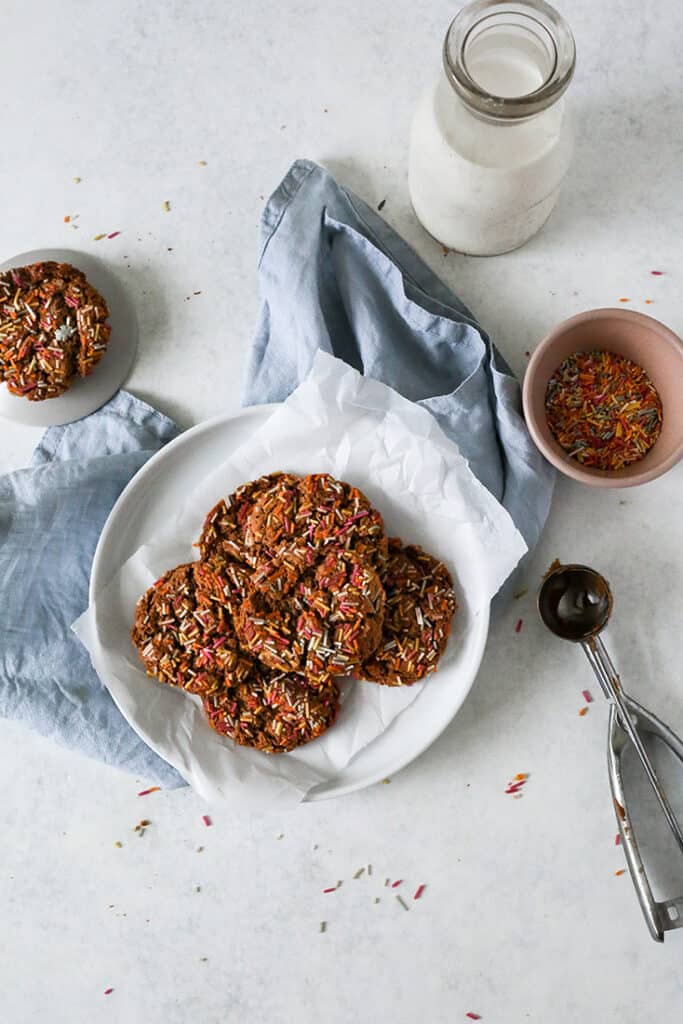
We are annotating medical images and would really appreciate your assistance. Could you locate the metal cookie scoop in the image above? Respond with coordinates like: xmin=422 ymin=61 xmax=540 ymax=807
xmin=539 ymin=563 xmax=683 ymax=942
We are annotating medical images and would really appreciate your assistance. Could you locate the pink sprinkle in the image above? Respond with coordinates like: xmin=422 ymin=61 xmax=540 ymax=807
xmin=582 ymin=689 xmax=594 ymax=703
xmin=466 ymin=1015 xmax=481 ymax=1021
xmin=515 ymin=618 xmax=523 ymax=633
xmin=413 ymin=884 xmax=426 ymax=900
xmin=323 ymin=886 xmax=337 ymax=894
xmin=104 ymin=988 xmax=114 ymax=996
xmin=615 ymin=833 xmax=621 ymax=846
xmin=391 ymin=879 xmax=402 ymax=888
xmin=650 ymin=270 xmax=664 ymax=275
xmin=202 ymin=815 xmax=212 ymax=827
xmin=107 ymin=231 xmax=121 ymax=239
xmin=137 ymin=786 xmax=160 ymax=797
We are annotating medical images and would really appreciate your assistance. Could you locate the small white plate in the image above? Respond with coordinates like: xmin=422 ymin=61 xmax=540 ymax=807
xmin=0 ymin=248 xmax=137 ymax=427
xmin=90 ymin=405 xmax=490 ymax=801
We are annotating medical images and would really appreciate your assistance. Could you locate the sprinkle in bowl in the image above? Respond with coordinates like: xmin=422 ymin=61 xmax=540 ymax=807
xmin=522 ymin=307 xmax=683 ymax=487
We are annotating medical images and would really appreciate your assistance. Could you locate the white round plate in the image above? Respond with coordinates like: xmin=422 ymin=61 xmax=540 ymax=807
xmin=0 ymin=248 xmax=137 ymax=427
xmin=91 ymin=406 xmax=490 ymax=801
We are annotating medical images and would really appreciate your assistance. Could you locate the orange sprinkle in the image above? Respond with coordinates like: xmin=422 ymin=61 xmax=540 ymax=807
xmin=514 ymin=773 xmax=528 ymax=782
xmin=615 ymin=869 xmax=626 ymax=876
xmin=63 ymin=215 xmax=71 ymax=223
xmin=618 ymin=297 xmax=630 ymax=303
xmin=579 ymin=707 xmax=588 ymax=716
xmin=644 ymin=299 xmax=653 ymax=304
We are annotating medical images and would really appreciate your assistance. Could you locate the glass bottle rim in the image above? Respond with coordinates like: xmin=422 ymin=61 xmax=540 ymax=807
xmin=443 ymin=0 xmax=576 ymax=121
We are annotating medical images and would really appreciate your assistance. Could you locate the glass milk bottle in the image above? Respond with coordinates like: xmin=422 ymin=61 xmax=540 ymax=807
xmin=408 ymin=0 xmax=576 ymax=255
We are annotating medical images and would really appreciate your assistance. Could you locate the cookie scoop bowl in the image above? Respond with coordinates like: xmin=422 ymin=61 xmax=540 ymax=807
xmin=522 ymin=308 xmax=683 ymax=487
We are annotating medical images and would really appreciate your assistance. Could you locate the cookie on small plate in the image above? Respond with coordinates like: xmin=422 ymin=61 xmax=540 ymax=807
xmin=0 ymin=261 xmax=110 ymax=400
xmin=360 ymin=540 xmax=457 ymax=686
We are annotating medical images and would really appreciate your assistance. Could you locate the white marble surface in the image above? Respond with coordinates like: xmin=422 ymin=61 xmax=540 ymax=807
xmin=2 ymin=0 xmax=683 ymax=1021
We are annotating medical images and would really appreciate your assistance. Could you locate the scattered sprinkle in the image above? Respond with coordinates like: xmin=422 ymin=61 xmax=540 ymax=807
xmin=644 ymin=299 xmax=653 ymax=304
xmin=384 ymin=878 xmax=390 ymax=887
xmin=163 ymin=200 xmax=171 ymax=212
xmin=197 ymin=160 xmax=207 ymax=166
xmin=323 ymin=886 xmax=338 ymax=894
xmin=107 ymin=231 xmax=121 ymax=240
xmin=515 ymin=618 xmax=523 ymax=633
xmin=579 ymin=706 xmax=588 ymax=716
xmin=513 ymin=588 xmax=528 ymax=600
xmin=513 ymin=793 xmax=523 ymax=799
xmin=514 ymin=773 xmax=528 ymax=782
xmin=193 ymin=290 xmax=202 ymax=295
xmin=650 ymin=270 xmax=664 ymax=276
xmin=374 ymin=897 xmax=381 ymax=904
xmin=73 ymin=177 xmax=81 ymax=184
xmin=377 ymin=198 xmax=386 ymax=211
xmin=202 ymin=815 xmax=212 ymax=827
xmin=441 ymin=245 xmax=450 ymax=256
xmin=381 ymin=778 xmax=391 ymax=784
xmin=367 ymin=863 xmax=373 ymax=876
xmin=137 ymin=786 xmax=160 ymax=797
xmin=199 ymin=957 xmax=208 ymax=962
xmin=196 ymin=846 xmax=204 ymax=853
xmin=524 ymin=350 xmax=530 ymax=358
xmin=614 ymin=799 xmax=626 ymax=821
xmin=353 ymin=867 xmax=365 ymax=879
xmin=63 ymin=215 xmax=71 ymax=223
xmin=391 ymin=879 xmax=402 ymax=888
xmin=104 ymin=988 xmax=114 ymax=996
xmin=195 ymin=885 xmax=201 ymax=893
xmin=396 ymin=894 xmax=409 ymax=911
xmin=413 ymin=884 xmax=426 ymax=901
xmin=466 ymin=1015 xmax=482 ymax=1021
xmin=505 ymin=773 xmax=529 ymax=795
xmin=615 ymin=869 xmax=626 ymax=876
xmin=618 ymin=297 xmax=630 ymax=303
xmin=93 ymin=233 xmax=106 ymax=241
xmin=320 ymin=920 xmax=327 ymax=933
xmin=140 ymin=819 xmax=150 ymax=827
xmin=615 ymin=833 xmax=621 ymax=846
xmin=114 ymin=841 xmax=122 ymax=849
xmin=582 ymin=690 xmax=594 ymax=703
xmin=312 ymin=844 xmax=319 ymax=851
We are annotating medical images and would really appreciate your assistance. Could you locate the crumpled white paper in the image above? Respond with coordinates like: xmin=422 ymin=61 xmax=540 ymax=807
xmin=74 ymin=352 xmax=527 ymax=806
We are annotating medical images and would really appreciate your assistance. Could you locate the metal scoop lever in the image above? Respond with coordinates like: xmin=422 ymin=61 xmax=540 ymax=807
xmin=539 ymin=563 xmax=683 ymax=941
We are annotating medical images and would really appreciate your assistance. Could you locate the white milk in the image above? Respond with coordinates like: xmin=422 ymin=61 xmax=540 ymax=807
xmin=408 ymin=3 xmax=575 ymax=256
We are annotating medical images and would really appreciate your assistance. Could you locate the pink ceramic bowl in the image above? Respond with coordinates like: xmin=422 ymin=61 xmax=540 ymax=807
xmin=522 ymin=308 xmax=683 ymax=487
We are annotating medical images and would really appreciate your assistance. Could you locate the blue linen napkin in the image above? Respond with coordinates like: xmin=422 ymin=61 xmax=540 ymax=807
xmin=245 ymin=159 xmax=555 ymax=552
xmin=0 ymin=391 xmax=184 ymax=786
xmin=0 ymin=158 xmax=553 ymax=782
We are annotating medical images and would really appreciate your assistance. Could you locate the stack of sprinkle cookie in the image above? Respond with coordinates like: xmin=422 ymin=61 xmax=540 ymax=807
xmin=0 ymin=261 xmax=111 ymax=400
xmin=131 ymin=473 xmax=458 ymax=753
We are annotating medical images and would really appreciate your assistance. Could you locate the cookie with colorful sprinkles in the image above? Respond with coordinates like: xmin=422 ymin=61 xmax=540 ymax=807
xmin=247 ymin=472 xmax=388 ymax=570
xmin=360 ymin=540 xmax=457 ymax=686
xmin=237 ymin=545 xmax=385 ymax=685
xmin=131 ymin=561 xmax=251 ymax=696
xmin=198 ymin=472 xmax=300 ymax=569
xmin=203 ymin=671 xmax=340 ymax=753
xmin=0 ymin=261 xmax=110 ymax=400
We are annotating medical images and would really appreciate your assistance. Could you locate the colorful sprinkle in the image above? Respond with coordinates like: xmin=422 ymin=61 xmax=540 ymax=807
xmin=319 ymin=920 xmax=327 ymax=932
xmin=163 ymin=200 xmax=171 ymax=212
xmin=515 ymin=618 xmax=523 ymax=633
xmin=396 ymin=894 xmax=409 ymax=911
xmin=615 ymin=869 xmax=626 ymax=876
xmin=579 ymin=707 xmax=588 ymax=716
xmin=201 ymin=814 xmax=212 ymax=827
xmin=137 ymin=786 xmax=160 ymax=796
xmin=466 ymin=1015 xmax=482 ymax=1021
xmin=413 ymin=884 xmax=426 ymax=900
xmin=391 ymin=879 xmax=402 ymax=888
xmin=545 ymin=350 xmax=662 ymax=471
xmin=582 ymin=690 xmax=594 ymax=703
xmin=615 ymin=833 xmax=621 ymax=846
xmin=104 ymin=988 xmax=114 ymax=996
xmin=650 ymin=270 xmax=664 ymax=276
xmin=107 ymin=231 xmax=121 ymax=239
xmin=93 ymin=233 xmax=106 ymax=241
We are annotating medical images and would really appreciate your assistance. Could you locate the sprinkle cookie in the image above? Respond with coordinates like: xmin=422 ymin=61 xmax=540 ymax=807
xmin=237 ymin=546 xmax=385 ymax=685
xmin=0 ymin=261 xmax=110 ymax=400
xmin=247 ymin=472 xmax=388 ymax=570
xmin=131 ymin=562 xmax=251 ymax=695
xmin=360 ymin=540 xmax=457 ymax=686
xmin=203 ymin=671 xmax=340 ymax=753
xmin=199 ymin=472 xmax=299 ymax=569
